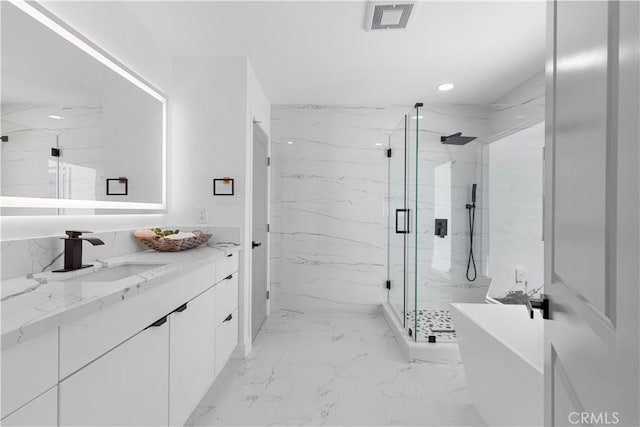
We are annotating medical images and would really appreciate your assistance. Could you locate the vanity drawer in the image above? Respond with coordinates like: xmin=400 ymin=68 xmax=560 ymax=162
xmin=59 ymin=263 xmax=215 ymax=379
xmin=1 ymin=328 xmax=58 ymax=419
xmin=215 ymin=252 xmax=238 ymax=283
xmin=214 ymin=308 xmax=238 ymax=377
xmin=1 ymin=385 xmax=57 ymax=426
xmin=215 ymin=273 xmax=238 ymax=326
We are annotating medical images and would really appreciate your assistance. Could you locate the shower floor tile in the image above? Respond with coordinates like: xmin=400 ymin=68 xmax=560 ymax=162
xmin=405 ymin=309 xmax=457 ymax=343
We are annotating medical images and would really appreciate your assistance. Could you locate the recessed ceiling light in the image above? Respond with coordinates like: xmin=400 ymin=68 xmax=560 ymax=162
xmin=48 ymin=115 xmax=64 ymax=120
xmin=438 ymin=83 xmax=454 ymax=91
xmin=375 ymin=143 xmax=383 ymax=146
xmin=411 ymin=115 xmax=424 ymax=120
xmin=287 ymin=141 xmax=294 ymax=145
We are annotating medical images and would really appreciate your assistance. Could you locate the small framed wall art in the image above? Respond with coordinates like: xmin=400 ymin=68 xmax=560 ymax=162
xmin=213 ymin=177 xmax=234 ymax=196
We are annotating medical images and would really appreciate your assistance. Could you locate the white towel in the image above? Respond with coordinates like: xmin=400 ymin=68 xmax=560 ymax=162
xmin=165 ymin=232 xmax=196 ymax=240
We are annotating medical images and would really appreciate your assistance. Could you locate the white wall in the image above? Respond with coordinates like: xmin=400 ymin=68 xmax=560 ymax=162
xmin=171 ymin=56 xmax=270 ymax=356
xmin=1 ymin=1 xmax=173 ymax=240
xmin=487 ymin=122 xmax=545 ymax=300
xmin=170 ymin=56 xmax=247 ymax=226
xmin=39 ymin=1 xmax=171 ymax=91
xmin=487 ymin=71 xmax=545 ymax=143
xmin=483 ymin=70 xmax=545 ymax=301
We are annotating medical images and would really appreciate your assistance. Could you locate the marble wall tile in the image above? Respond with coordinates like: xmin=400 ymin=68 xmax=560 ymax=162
xmin=1 ymin=225 xmax=239 ymax=281
xmin=271 ymin=105 xmax=408 ymax=314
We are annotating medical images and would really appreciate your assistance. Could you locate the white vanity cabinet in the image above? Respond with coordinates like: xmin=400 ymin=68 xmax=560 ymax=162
xmin=214 ymin=273 xmax=239 ymax=377
xmin=1 ymin=387 xmax=57 ymax=427
xmin=1 ymin=328 xmax=58 ymax=421
xmin=169 ymin=285 xmax=217 ymax=427
xmin=59 ymin=317 xmax=170 ymax=426
xmin=2 ymin=247 xmax=240 ymax=427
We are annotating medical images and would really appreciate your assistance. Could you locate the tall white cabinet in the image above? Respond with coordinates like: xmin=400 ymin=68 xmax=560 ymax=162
xmin=169 ymin=286 xmax=217 ymax=427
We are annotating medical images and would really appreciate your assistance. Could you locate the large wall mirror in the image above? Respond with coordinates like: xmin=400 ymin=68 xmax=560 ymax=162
xmin=0 ymin=0 xmax=166 ymax=215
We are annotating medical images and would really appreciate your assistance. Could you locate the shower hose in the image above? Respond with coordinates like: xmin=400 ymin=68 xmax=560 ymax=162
xmin=466 ymin=203 xmax=477 ymax=281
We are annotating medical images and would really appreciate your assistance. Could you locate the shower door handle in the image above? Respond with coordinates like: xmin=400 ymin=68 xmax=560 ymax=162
xmin=395 ymin=209 xmax=410 ymax=234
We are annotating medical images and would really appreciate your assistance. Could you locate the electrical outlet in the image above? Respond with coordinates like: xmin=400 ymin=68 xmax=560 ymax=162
xmin=515 ymin=267 xmax=527 ymax=283
xmin=197 ymin=208 xmax=208 ymax=223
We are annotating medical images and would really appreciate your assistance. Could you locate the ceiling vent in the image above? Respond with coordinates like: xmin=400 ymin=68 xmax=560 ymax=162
xmin=364 ymin=1 xmax=415 ymax=31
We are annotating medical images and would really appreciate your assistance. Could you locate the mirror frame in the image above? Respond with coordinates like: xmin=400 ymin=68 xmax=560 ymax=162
xmin=1 ymin=0 xmax=167 ymax=212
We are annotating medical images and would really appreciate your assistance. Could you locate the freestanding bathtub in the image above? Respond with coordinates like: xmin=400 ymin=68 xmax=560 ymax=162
xmin=450 ymin=303 xmax=543 ymax=427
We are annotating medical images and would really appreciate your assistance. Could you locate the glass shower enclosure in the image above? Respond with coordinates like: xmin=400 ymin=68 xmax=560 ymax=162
xmin=387 ymin=104 xmax=488 ymax=343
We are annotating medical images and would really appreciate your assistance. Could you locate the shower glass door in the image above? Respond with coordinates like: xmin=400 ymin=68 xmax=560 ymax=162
xmin=406 ymin=106 xmax=419 ymax=340
xmin=386 ymin=105 xmax=420 ymax=340
xmin=387 ymin=115 xmax=407 ymax=325
xmin=388 ymin=103 xmax=487 ymax=343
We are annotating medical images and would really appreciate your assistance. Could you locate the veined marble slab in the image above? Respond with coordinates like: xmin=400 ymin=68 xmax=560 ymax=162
xmin=1 ymin=243 xmax=239 ymax=350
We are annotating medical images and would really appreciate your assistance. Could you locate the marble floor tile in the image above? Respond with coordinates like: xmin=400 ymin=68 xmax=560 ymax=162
xmin=187 ymin=310 xmax=485 ymax=427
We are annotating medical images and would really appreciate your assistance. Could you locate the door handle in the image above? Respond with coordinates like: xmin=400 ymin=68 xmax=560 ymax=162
xmin=395 ymin=209 xmax=410 ymax=234
xmin=525 ymin=294 xmax=550 ymax=320
xmin=252 ymin=241 xmax=262 ymax=249
xmin=223 ymin=313 xmax=233 ymax=322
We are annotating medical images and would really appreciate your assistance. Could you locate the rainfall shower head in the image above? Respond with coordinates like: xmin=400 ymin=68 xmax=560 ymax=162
xmin=440 ymin=132 xmax=476 ymax=145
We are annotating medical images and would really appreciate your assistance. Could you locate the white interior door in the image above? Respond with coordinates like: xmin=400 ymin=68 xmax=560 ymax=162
xmin=545 ymin=1 xmax=639 ymax=426
xmin=251 ymin=123 xmax=269 ymax=340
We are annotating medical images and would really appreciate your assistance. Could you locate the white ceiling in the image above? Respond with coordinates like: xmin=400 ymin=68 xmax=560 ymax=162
xmin=122 ymin=1 xmax=546 ymax=106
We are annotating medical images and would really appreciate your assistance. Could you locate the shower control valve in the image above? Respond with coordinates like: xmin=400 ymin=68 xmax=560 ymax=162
xmin=435 ymin=219 xmax=448 ymax=238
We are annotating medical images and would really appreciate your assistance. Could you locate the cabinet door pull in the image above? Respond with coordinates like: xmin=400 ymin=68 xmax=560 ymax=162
xmin=147 ymin=316 xmax=167 ymax=328
xmin=226 ymin=253 xmax=233 ymax=258
xmin=173 ymin=303 xmax=188 ymax=313
xmin=225 ymin=274 xmax=233 ymax=280
xmin=223 ymin=313 xmax=233 ymax=322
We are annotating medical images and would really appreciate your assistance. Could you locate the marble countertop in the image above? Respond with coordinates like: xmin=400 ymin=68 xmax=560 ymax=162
xmin=1 ymin=243 xmax=240 ymax=350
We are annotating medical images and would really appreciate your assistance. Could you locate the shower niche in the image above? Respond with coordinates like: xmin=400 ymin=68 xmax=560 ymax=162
xmin=386 ymin=103 xmax=490 ymax=343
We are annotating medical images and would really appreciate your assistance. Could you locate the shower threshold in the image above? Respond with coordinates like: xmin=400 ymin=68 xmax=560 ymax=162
xmin=405 ymin=309 xmax=458 ymax=343
xmin=381 ymin=302 xmax=462 ymax=362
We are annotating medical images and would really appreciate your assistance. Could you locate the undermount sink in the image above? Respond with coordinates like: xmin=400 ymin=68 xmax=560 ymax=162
xmin=61 ymin=263 xmax=167 ymax=282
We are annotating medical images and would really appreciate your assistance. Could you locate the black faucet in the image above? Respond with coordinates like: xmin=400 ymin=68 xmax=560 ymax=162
xmin=53 ymin=230 xmax=105 ymax=273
